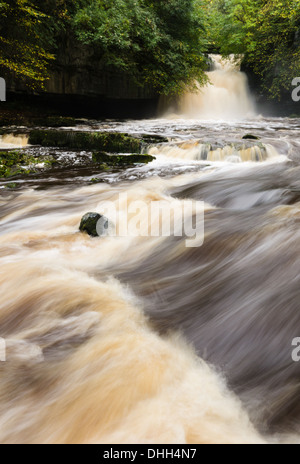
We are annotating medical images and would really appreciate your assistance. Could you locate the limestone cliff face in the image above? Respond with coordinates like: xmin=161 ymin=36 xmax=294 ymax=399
xmin=44 ymin=65 xmax=155 ymax=99
xmin=8 ymin=36 xmax=156 ymax=101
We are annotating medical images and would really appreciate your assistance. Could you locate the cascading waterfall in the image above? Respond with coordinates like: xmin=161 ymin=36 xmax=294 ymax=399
xmin=0 ymin=134 xmax=29 ymax=149
xmin=148 ymin=140 xmax=280 ymax=163
xmin=165 ymin=54 xmax=256 ymax=120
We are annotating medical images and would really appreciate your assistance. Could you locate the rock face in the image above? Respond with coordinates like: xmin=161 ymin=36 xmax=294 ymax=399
xmin=79 ymin=212 xmax=108 ymax=237
xmin=7 ymin=34 xmax=156 ymax=100
xmin=6 ymin=36 xmax=159 ymax=119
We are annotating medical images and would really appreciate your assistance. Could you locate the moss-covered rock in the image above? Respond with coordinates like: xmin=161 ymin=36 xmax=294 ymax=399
xmin=0 ymin=109 xmax=81 ymax=128
xmin=89 ymin=177 xmax=106 ymax=184
xmin=0 ymin=151 xmax=36 ymax=178
xmin=29 ymin=130 xmax=142 ymax=153
xmin=0 ymin=151 xmax=55 ymax=178
xmin=79 ymin=212 xmax=109 ymax=237
xmin=5 ymin=182 xmax=17 ymax=189
xmin=0 ymin=151 xmax=34 ymax=166
xmin=92 ymin=152 xmax=155 ymax=165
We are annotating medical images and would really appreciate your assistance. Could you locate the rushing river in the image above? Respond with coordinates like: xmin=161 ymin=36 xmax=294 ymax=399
xmin=0 ymin=57 xmax=300 ymax=444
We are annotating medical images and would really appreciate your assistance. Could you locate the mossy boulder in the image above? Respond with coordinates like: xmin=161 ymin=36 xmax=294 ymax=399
xmin=29 ymin=130 xmax=142 ymax=153
xmin=79 ymin=212 xmax=109 ymax=237
xmin=0 ymin=151 xmax=38 ymax=178
xmin=92 ymin=152 xmax=155 ymax=165
xmin=0 ymin=151 xmax=56 ymax=178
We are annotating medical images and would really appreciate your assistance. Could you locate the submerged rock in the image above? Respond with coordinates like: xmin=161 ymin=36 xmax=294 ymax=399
xmin=92 ymin=152 xmax=155 ymax=165
xmin=79 ymin=212 xmax=109 ymax=237
xmin=242 ymin=134 xmax=261 ymax=140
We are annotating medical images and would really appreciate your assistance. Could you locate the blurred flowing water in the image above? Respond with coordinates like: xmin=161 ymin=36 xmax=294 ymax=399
xmin=177 ymin=54 xmax=255 ymax=120
xmin=0 ymin=57 xmax=300 ymax=442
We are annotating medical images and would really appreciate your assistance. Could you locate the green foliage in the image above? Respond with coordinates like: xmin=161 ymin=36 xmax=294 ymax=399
xmin=0 ymin=0 xmax=86 ymax=88
xmin=5 ymin=182 xmax=17 ymax=188
xmin=0 ymin=0 xmax=54 ymax=87
xmin=0 ymin=0 xmax=209 ymax=95
xmin=73 ymin=0 xmax=208 ymax=95
xmin=206 ymin=0 xmax=300 ymax=98
xmin=0 ymin=150 xmax=38 ymax=177
xmin=1 ymin=0 xmax=298 ymax=98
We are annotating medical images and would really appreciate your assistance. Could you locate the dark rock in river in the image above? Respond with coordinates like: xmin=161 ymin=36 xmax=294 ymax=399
xmin=92 ymin=152 xmax=156 ymax=165
xmin=242 ymin=134 xmax=261 ymax=140
xmin=29 ymin=130 xmax=142 ymax=153
xmin=79 ymin=212 xmax=109 ymax=237
xmin=28 ymin=129 xmax=167 ymax=153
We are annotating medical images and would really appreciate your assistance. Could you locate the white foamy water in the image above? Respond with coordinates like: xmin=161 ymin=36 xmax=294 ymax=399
xmin=0 ymin=134 xmax=28 ymax=149
xmin=0 ymin=74 xmax=300 ymax=442
xmin=163 ymin=55 xmax=256 ymax=120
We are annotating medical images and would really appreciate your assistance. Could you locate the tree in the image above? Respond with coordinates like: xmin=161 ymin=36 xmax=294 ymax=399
xmin=0 ymin=0 xmax=210 ymax=95
xmin=73 ymin=0 xmax=209 ymax=95
xmin=245 ymin=0 xmax=300 ymax=98
xmin=0 ymin=0 xmax=54 ymax=88
xmin=206 ymin=0 xmax=300 ymax=99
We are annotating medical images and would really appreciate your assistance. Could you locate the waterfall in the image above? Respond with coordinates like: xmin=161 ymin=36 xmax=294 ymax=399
xmin=0 ymin=134 xmax=29 ymax=149
xmin=167 ymin=55 xmax=256 ymax=120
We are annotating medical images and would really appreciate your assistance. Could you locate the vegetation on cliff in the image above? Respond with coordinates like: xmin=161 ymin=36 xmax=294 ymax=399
xmin=0 ymin=0 xmax=208 ymax=95
xmin=0 ymin=0 xmax=299 ymax=98
xmin=0 ymin=0 xmax=54 ymax=88
xmin=73 ymin=0 xmax=209 ymax=95
xmin=207 ymin=0 xmax=300 ymax=99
